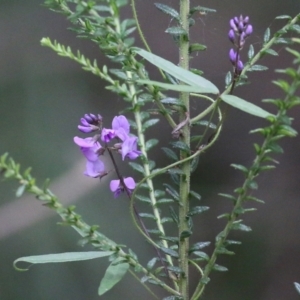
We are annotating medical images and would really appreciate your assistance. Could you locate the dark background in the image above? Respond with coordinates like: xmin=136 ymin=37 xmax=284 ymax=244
xmin=0 ymin=0 xmax=300 ymax=299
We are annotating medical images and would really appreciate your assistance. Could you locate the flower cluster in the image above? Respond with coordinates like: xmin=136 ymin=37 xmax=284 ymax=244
xmin=74 ymin=113 xmax=141 ymax=197
xmin=228 ymin=15 xmax=253 ymax=73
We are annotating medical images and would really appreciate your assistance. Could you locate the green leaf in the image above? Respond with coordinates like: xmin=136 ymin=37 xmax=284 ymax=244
xmin=165 ymin=27 xmax=187 ymax=36
xmin=154 ymin=3 xmax=180 ymax=20
xmin=139 ymin=213 xmax=156 ymax=220
xmin=135 ymin=48 xmax=219 ymax=94
xmin=294 ymin=282 xmax=300 ymax=295
xmin=128 ymin=162 xmax=144 ymax=174
xmin=137 ymin=79 xmax=214 ymax=93
xmin=180 ymin=230 xmax=193 ymax=240
xmin=189 ymin=43 xmax=207 ymax=53
xmin=231 ymin=163 xmax=248 ymax=174
xmin=263 ymin=28 xmax=271 ymax=44
xmin=189 ymin=242 xmax=210 ymax=253
xmin=265 ymin=48 xmax=278 ymax=56
xmin=213 ymin=264 xmax=228 ymax=272
xmin=142 ymin=119 xmax=160 ymax=131
xmin=218 ymin=193 xmax=237 ymax=202
xmin=193 ymin=251 xmax=209 ymax=261
xmin=248 ymin=44 xmax=254 ymax=59
xmin=16 ymin=185 xmax=26 ymax=197
xmin=160 ymin=247 xmax=179 ymax=258
xmin=145 ymin=139 xmax=159 ymax=151
xmin=275 ymin=15 xmax=291 ymax=20
xmin=188 ymin=206 xmax=209 ymax=216
xmin=162 ymin=147 xmax=178 ymax=161
xmin=170 ymin=141 xmax=190 ymax=154
xmin=248 ymin=65 xmax=268 ymax=72
xmin=189 ymin=190 xmax=201 ymax=201
xmin=146 ymin=257 xmax=158 ymax=270
xmin=161 ymin=97 xmax=185 ymax=108
xmin=14 ymin=251 xmax=113 ymax=271
xmin=98 ymin=259 xmax=129 ymax=296
xmin=231 ymin=223 xmax=252 ymax=232
xmin=221 ymin=95 xmax=274 ymax=118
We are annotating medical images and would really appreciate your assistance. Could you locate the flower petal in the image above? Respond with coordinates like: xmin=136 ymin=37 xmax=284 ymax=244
xmin=110 ymin=179 xmax=120 ymax=192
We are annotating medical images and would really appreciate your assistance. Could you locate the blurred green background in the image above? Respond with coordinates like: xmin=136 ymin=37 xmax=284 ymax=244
xmin=0 ymin=0 xmax=300 ymax=299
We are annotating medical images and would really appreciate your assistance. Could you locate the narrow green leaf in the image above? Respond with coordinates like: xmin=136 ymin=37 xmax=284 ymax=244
xmin=231 ymin=223 xmax=252 ymax=232
xmin=248 ymin=44 xmax=254 ymax=59
xmin=135 ymin=194 xmax=151 ymax=203
xmin=167 ymin=266 xmax=183 ymax=274
xmin=162 ymin=147 xmax=178 ymax=161
xmin=221 ymin=94 xmax=274 ymax=118
xmin=142 ymin=119 xmax=159 ymax=131
xmin=161 ymin=97 xmax=185 ymax=107
xmin=189 ymin=190 xmax=201 ymax=201
xmin=294 ymin=282 xmax=300 ymax=295
xmin=128 ymin=162 xmax=144 ymax=174
xmin=16 ymin=185 xmax=26 ymax=197
xmin=170 ymin=141 xmax=190 ymax=154
xmin=160 ymin=247 xmax=179 ymax=258
xmin=263 ymin=28 xmax=271 ymax=44
xmin=225 ymin=71 xmax=232 ymax=86
xmin=154 ymin=3 xmax=180 ymax=20
xmin=14 ymin=251 xmax=113 ymax=271
xmin=135 ymin=48 xmax=219 ymax=94
xmin=248 ymin=65 xmax=268 ymax=72
xmin=231 ymin=163 xmax=248 ymax=174
xmin=165 ymin=27 xmax=187 ymax=36
xmin=275 ymin=15 xmax=291 ymax=20
xmin=98 ymin=259 xmax=129 ymax=296
xmin=189 ymin=43 xmax=207 ymax=53
xmin=188 ymin=206 xmax=209 ymax=216
xmin=139 ymin=213 xmax=156 ymax=220
xmin=137 ymin=79 xmax=213 ymax=93
xmin=145 ymin=139 xmax=159 ymax=151
xmin=193 ymin=251 xmax=209 ymax=261
xmin=146 ymin=257 xmax=158 ymax=270
xmin=189 ymin=242 xmax=210 ymax=254
xmin=213 ymin=264 xmax=228 ymax=272
xmin=218 ymin=193 xmax=237 ymax=202
xmin=265 ymin=48 xmax=278 ymax=56
xmin=164 ymin=184 xmax=180 ymax=201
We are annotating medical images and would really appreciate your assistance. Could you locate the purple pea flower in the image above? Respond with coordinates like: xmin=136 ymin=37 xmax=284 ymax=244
xmin=110 ymin=177 xmax=136 ymax=198
xmin=101 ymin=115 xmax=130 ymax=143
xmin=121 ymin=136 xmax=142 ymax=160
xmin=74 ymin=136 xmax=106 ymax=178
xmin=78 ymin=113 xmax=102 ymax=133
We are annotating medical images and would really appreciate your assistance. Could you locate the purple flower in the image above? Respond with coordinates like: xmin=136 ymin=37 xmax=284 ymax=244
xmin=78 ymin=113 xmax=102 ymax=133
xmin=101 ymin=115 xmax=130 ymax=143
xmin=74 ymin=136 xmax=106 ymax=178
xmin=112 ymin=115 xmax=130 ymax=141
xmin=121 ymin=136 xmax=142 ymax=160
xmin=110 ymin=177 xmax=136 ymax=198
xmin=101 ymin=128 xmax=116 ymax=143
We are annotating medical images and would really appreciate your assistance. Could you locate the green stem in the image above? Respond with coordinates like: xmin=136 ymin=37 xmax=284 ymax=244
xmin=126 ymin=72 xmax=179 ymax=291
xmin=178 ymin=1 xmax=191 ymax=299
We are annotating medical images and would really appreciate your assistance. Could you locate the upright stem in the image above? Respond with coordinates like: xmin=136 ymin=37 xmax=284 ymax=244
xmin=178 ymin=1 xmax=190 ymax=299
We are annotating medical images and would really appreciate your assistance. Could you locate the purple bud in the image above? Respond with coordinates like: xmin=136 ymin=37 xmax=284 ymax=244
xmin=230 ymin=19 xmax=238 ymax=31
xmin=245 ymin=24 xmax=253 ymax=37
xmin=228 ymin=29 xmax=235 ymax=43
xmin=238 ymin=21 xmax=244 ymax=33
xmin=229 ymin=48 xmax=238 ymax=64
xmin=243 ymin=16 xmax=249 ymax=24
xmin=78 ymin=113 xmax=102 ymax=133
xmin=237 ymin=60 xmax=244 ymax=73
